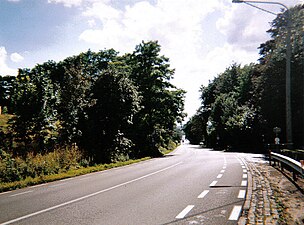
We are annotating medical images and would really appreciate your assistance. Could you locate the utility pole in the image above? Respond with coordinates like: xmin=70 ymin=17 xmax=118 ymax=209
xmin=232 ymin=0 xmax=293 ymax=148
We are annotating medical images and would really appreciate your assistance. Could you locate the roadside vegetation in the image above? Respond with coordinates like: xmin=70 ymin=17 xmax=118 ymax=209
xmin=184 ymin=4 xmax=304 ymax=151
xmin=0 ymin=41 xmax=184 ymax=190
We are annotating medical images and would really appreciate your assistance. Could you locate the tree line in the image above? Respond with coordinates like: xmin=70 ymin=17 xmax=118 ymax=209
xmin=184 ymin=4 xmax=304 ymax=151
xmin=0 ymin=41 xmax=185 ymax=163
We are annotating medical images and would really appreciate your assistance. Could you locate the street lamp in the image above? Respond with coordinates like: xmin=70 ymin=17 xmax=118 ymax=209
xmin=232 ymin=0 xmax=293 ymax=148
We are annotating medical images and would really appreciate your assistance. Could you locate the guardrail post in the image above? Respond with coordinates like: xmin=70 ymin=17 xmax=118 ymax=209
xmin=293 ymin=169 xmax=297 ymax=181
xmin=270 ymin=152 xmax=303 ymax=181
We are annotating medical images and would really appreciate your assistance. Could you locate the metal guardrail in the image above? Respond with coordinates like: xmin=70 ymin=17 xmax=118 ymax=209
xmin=270 ymin=151 xmax=304 ymax=180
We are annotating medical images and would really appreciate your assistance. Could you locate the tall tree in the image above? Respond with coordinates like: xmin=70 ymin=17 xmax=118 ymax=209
xmin=125 ymin=41 xmax=186 ymax=157
xmin=81 ymin=63 xmax=141 ymax=162
xmin=11 ymin=61 xmax=60 ymax=153
xmin=258 ymin=4 xmax=304 ymax=147
xmin=199 ymin=64 xmax=263 ymax=150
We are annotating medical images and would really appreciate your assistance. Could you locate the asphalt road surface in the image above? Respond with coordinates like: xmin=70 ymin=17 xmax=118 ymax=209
xmin=0 ymin=144 xmax=251 ymax=225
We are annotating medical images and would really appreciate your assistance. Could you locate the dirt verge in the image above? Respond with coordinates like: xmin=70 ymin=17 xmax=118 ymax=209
xmin=261 ymin=163 xmax=304 ymax=225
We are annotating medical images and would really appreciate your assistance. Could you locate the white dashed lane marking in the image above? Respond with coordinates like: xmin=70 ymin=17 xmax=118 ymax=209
xmin=241 ymin=180 xmax=247 ymax=186
xmin=176 ymin=156 xmax=247 ymax=223
xmin=176 ymin=205 xmax=195 ymax=219
xmin=209 ymin=181 xmax=218 ymax=187
xmin=238 ymin=190 xmax=246 ymax=199
xmin=198 ymin=190 xmax=209 ymax=199
xmin=217 ymin=174 xmax=223 ymax=179
xmin=229 ymin=205 xmax=242 ymax=220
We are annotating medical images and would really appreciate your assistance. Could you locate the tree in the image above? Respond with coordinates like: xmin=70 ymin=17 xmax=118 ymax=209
xmin=57 ymin=49 xmax=119 ymax=145
xmin=183 ymin=113 xmax=206 ymax=145
xmin=5 ymin=43 xmax=185 ymax=162
xmin=10 ymin=62 xmax=61 ymax=153
xmin=124 ymin=41 xmax=186 ymax=157
xmin=258 ymin=4 xmax=304 ymax=147
xmin=199 ymin=64 xmax=263 ymax=150
xmin=81 ymin=64 xmax=141 ymax=163
xmin=0 ymin=75 xmax=15 ymax=114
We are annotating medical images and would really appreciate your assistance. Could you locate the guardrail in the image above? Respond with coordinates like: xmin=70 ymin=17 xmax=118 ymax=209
xmin=269 ymin=151 xmax=304 ymax=181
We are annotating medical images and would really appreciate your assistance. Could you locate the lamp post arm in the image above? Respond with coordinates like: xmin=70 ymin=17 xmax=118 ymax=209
xmin=232 ymin=0 xmax=288 ymax=11
xmin=244 ymin=2 xmax=277 ymax=15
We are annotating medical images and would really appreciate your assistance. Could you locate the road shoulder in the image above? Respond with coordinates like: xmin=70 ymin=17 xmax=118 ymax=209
xmin=239 ymin=159 xmax=304 ymax=225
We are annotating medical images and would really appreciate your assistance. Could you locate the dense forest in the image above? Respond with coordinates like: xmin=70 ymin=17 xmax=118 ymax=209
xmin=184 ymin=4 xmax=304 ymax=151
xmin=0 ymin=41 xmax=185 ymax=164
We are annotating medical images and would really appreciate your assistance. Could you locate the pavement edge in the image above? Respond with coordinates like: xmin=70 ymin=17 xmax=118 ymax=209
xmin=238 ymin=159 xmax=253 ymax=225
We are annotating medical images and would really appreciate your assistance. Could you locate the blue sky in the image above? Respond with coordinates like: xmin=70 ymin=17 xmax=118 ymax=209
xmin=0 ymin=0 xmax=302 ymax=118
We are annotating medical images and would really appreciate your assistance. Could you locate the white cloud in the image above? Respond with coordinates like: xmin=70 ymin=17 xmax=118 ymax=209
xmin=48 ymin=0 xmax=83 ymax=7
xmin=10 ymin=52 xmax=24 ymax=63
xmin=7 ymin=0 xmax=21 ymax=2
xmin=77 ymin=0 xmax=304 ymax=118
xmin=88 ymin=19 xmax=96 ymax=27
xmin=0 ymin=47 xmax=18 ymax=76
xmin=217 ymin=5 xmax=274 ymax=51
xmin=79 ymin=0 xmax=225 ymax=52
xmin=77 ymin=0 xmax=232 ymax=118
xmin=47 ymin=0 xmax=111 ymax=8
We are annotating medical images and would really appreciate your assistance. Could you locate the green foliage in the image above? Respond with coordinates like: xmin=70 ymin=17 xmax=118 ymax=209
xmin=0 ymin=114 xmax=13 ymax=133
xmin=195 ymin=63 xmax=263 ymax=150
xmin=0 ymin=75 xmax=15 ymax=114
xmin=125 ymin=41 xmax=186 ymax=157
xmin=1 ymin=41 xmax=184 ymax=165
xmin=259 ymin=4 xmax=304 ymax=146
xmin=0 ymin=145 xmax=82 ymax=183
xmin=183 ymin=113 xmax=207 ymax=145
xmin=187 ymin=4 xmax=304 ymax=150
xmin=82 ymin=65 xmax=141 ymax=163
xmin=0 ymin=156 xmax=151 ymax=193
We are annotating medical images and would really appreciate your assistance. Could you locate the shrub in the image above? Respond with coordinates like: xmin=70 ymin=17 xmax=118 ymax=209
xmin=0 ymin=145 xmax=83 ymax=183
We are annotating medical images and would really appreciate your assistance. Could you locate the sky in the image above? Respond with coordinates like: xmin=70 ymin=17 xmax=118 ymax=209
xmin=0 ymin=0 xmax=303 ymax=120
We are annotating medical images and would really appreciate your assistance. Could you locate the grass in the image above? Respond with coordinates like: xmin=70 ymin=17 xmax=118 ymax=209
xmin=0 ymin=157 xmax=151 ymax=193
xmin=0 ymin=114 xmax=177 ymax=193
xmin=0 ymin=114 xmax=14 ymax=133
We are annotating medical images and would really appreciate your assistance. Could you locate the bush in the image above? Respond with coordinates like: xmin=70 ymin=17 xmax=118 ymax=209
xmin=0 ymin=145 xmax=83 ymax=183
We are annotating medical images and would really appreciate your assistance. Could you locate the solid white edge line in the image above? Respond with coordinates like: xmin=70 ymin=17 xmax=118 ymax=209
xmin=229 ymin=205 xmax=242 ymax=220
xmin=49 ymin=183 xmax=67 ymax=188
xmin=238 ymin=190 xmax=246 ymax=199
xmin=176 ymin=205 xmax=195 ymax=219
xmin=0 ymin=191 xmax=12 ymax=196
xmin=198 ymin=190 xmax=209 ymax=199
xmin=10 ymin=191 xmax=33 ymax=197
xmin=209 ymin=181 xmax=218 ymax=187
xmin=1 ymin=162 xmax=183 ymax=225
xmin=28 ymin=183 xmax=46 ymax=189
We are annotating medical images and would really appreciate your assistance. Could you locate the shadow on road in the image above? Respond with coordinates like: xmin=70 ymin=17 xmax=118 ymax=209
xmin=162 ymin=199 xmax=244 ymax=225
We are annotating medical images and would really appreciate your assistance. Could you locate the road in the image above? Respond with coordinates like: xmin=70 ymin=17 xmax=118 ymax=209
xmin=0 ymin=144 xmax=251 ymax=225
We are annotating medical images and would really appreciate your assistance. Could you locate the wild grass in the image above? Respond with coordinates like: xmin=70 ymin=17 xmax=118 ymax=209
xmin=0 ymin=114 xmax=14 ymax=133
xmin=0 ymin=151 xmax=151 ymax=193
xmin=0 ymin=113 xmax=175 ymax=192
